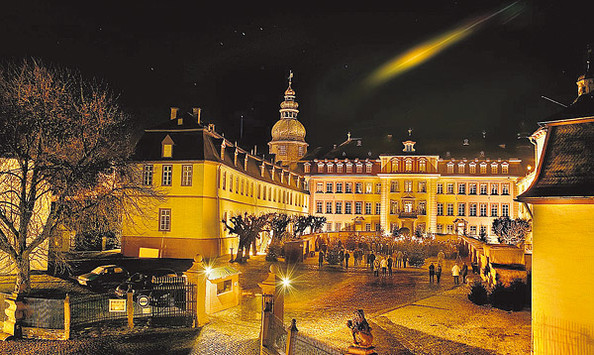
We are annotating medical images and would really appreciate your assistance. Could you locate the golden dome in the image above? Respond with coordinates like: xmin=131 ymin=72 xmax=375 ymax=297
xmin=280 ymin=100 xmax=298 ymax=109
xmin=285 ymin=86 xmax=295 ymax=96
xmin=271 ymin=118 xmax=306 ymax=142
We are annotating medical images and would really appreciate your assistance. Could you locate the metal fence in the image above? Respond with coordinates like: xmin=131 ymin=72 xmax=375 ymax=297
xmin=263 ymin=315 xmax=287 ymax=354
xmin=293 ymin=332 xmax=342 ymax=355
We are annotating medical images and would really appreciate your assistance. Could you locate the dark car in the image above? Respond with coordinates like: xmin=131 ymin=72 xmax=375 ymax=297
xmin=115 ymin=269 xmax=185 ymax=307
xmin=76 ymin=264 xmax=129 ymax=291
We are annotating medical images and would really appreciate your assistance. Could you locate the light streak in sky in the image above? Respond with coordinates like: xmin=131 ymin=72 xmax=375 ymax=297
xmin=365 ymin=2 xmax=524 ymax=89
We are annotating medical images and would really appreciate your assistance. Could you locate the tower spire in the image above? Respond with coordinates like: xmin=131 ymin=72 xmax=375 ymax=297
xmin=585 ymin=44 xmax=592 ymax=78
xmin=576 ymin=45 xmax=594 ymax=97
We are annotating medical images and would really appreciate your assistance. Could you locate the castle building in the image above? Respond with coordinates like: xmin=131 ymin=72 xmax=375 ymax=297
xmin=303 ymin=132 xmax=527 ymax=239
xmin=121 ymin=107 xmax=308 ymax=259
xmin=268 ymin=71 xmax=308 ymax=164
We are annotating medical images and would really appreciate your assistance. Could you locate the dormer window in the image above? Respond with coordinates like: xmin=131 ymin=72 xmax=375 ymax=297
xmin=161 ymin=135 xmax=174 ymax=158
xmin=365 ymin=163 xmax=373 ymax=173
xmin=502 ymin=162 xmax=509 ymax=174
xmin=402 ymin=140 xmax=416 ymax=152
xmin=337 ymin=163 xmax=344 ymax=173
xmin=356 ymin=163 xmax=363 ymax=173
xmin=458 ymin=162 xmax=465 ymax=174
xmin=327 ymin=163 xmax=334 ymax=173
xmin=346 ymin=162 xmax=353 ymax=173
xmin=480 ymin=162 xmax=487 ymax=174
xmin=469 ymin=162 xmax=476 ymax=174
xmin=419 ymin=159 xmax=426 ymax=172
xmin=405 ymin=159 xmax=413 ymax=172
xmin=447 ymin=162 xmax=455 ymax=174
xmin=304 ymin=163 xmax=311 ymax=173
xmin=491 ymin=162 xmax=498 ymax=174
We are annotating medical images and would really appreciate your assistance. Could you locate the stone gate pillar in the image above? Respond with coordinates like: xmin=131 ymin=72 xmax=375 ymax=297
xmin=184 ymin=254 xmax=208 ymax=327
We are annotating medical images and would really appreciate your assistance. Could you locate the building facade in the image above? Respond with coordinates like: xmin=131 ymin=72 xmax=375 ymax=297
xmin=121 ymin=107 xmax=308 ymax=259
xmin=303 ymin=135 xmax=527 ymax=239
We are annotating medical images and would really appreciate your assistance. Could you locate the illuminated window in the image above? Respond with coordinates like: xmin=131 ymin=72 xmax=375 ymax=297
xmin=469 ymin=163 xmax=476 ymax=174
xmin=345 ymin=183 xmax=353 ymax=193
xmin=470 ymin=226 xmax=477 ymax=235
xmin=502 ymin=183 xmax=510 ymax=195
xmin=491 ymin=204 xmax=498 ymax=217
xmin=143 ymin=165 xmax=153 ymax=186
xmin=304 ymin=163 xmax=311 ymax=173
xmin=480 ymin=225 xmax=487 ymax=235
xmin=480 ymin=183 xmax=488 ymax=195
xmin=491 ymin=163 xmax=498 ymax=174
xmin=337 ymin=163 xmax=343 ymax=173
xmin=447 ymin=162 xmax=455 ymax=174
xmin=336 ymin=183 xmax=343 ymax=193
xmin=316 ymin=183 xmax=323 ymax=193
xmin=162 ymin=144 xmax=172 ymax=158
xmin=181 ymin=165 xmax=193 ymax=186
xmin=375 ymin=183 xmax=381 ymax=194
xmin=437 ymin=203 xmax=443 ymax=216
xmin=161 ymin=165 xmax=172 ymax=186
xmin=316 ymin=201 xmax=323 ymax=213
xmin=404 ymin=181 xmax=412 ymax=192
xmin=317 ymin=162 xmax=324 ymax=172
xmin=375 ymin=223 xmax=381 ymax=231
xmin=419 ymin=159 xmax=426 ymax=172
xmin=365 ymin=224 xmax=372 ymax=231
xmin=356 ymin=163 xmax=363 ymax=173
xmin=436 ymin=183 xmax=443 ymax=194
xmin=405 ymin=159 xmax=412 ymax=172
xmin=366 ymin=183 xmax=373 ymax=194
xmin=217 ymin=280 xmax=232 ymax=295
xmin=391 ymin=159 xmax=399 ymax=172
xmin=447 ymin=203 xmax=454 ymax=216
xmin=355 ymin=183 xmax=362 ymax=193
xmin=458 ymin=163 xmax=465 ymax=174
xmin=437 ymin=224 xmax=443 ymax=233
xmin=326 ymin=202 xmax=332 ymax=214
xmin=326 ymin=182 xmax=333 ymax=193
xmin=159 ymin=209 xmax=171 ymax=231
xmin=502 ymin=163 xmax=509 ymax=174
xmin=375 ymin=203 xmax=381 ymax=215
xmin=418 ymin=201 xmax=426 ymax=215
xmin=447 ymin=183 xmax=454 ymax=194
xmin=447 ymin=225 xmax=454 ymax=234
xmin=298 ymin=146 xmax=304 ymax=156
xmin=480 ymin=203 xmax=487 ymax=217
xmin=366 ymin=163 xmax=372 ymax=173
xmin=458 ymin=183 xmax=466 ymax=194
xmin=491 ymin=183 xmax=498 ymax=195
xmin=336 ymin=223 xmax=342 ymax=231
xmin=365 ymin=202 xmax=372 ymax=214
xmin=469 ymin=203 xmax=477 ymax=217
xmin=480 ymin=163 xmax=487 ymax=174
xmin=502 ymin=204 xmax=509 ymax=217
xmin=346 ymin=163 xmax=353 ymax=173
xmin=278 ymin=145 xmax=287 ymax=155
xmin=390 ymin=180 xmax=398 ymax=193
xmin=390 ymin=200 xmax=398 ymax=214
xmin=355 ymin=202 xmax=362 ymax=214
xmin=458 ymin=203 xmax=466 ymax=216
xmin=327 ymin=163 xmax=333 ymax=173
xmin=469 ymin=183 xmax=477 ymax=194
xmin=345 ymin=202 xmax=352 ymax=214
xmin=418 ymin=181 xmax=426 ymax=193
xmin=335 ymin=202 xmax=343 ymax=214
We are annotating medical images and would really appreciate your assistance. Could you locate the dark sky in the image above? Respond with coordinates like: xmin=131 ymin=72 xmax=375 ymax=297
xmin=0 ymin=1 xmax=591 ymax=153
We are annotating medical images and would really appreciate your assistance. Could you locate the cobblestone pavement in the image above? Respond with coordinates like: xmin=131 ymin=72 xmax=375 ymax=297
xmin=0 ymin=254 xmax=530 ymax=354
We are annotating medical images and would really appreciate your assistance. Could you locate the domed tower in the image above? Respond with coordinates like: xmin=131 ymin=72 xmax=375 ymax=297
xmin=268 ymin=71 xmax=308 ymax=163
xmin=576 ymin=44 xmax=594 ymax=98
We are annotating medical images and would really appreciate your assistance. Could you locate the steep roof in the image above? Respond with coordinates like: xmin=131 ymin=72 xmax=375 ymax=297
xmin=517 ymin=117 xmax=594 ymax=203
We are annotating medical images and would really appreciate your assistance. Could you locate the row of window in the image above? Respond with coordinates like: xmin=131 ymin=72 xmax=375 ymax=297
xmin=315 ymin=201 xmax=382 ymax=215
xmin=436 ymin=182 xmax=510 ymax=195
xmin=306 ymin=161 xmax=373 ymax=174
xmin=315 ymin=182 xmax=381 ymax=194
xmin=221 ymin=171 xmax=306 ymax=207
xmin=323 ymin=222 xmax=383 ymax=232
xmin=436 ymin=202 xmax=510 ymax=217
xmin=389 ymin=200 xmax=426 ymax=215
xmin=386 ymin=158 xmax=429 ymax=173
xmin=446 ymin=161 xmax=509 ymax=175
xmin=143 ymin=164 xmax=192 ymax=186
xmin=277 ymin=145 xmax=305 ymax=156
xmin=389 ymin=181 xmax=426 ymax=193
xmin=436 ymin=224 xmax=489 ymax=235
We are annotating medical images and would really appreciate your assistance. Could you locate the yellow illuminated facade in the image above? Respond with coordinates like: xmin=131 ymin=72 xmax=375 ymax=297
xmin=305 ymin=138 xmax=525 ymax=238
xmin=122 ymin=108 xmax=308 ymax=259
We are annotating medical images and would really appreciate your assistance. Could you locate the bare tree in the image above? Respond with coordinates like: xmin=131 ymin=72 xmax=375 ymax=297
xmin=269 ymin=213 xmax=291 ymax=241
xmin=222 ymin=213 xmax=268 ymax=262
xmin=0 ymin=59 xmax=151 ymax=293
xmin=492 ymin=217 xmax=532 ymax=245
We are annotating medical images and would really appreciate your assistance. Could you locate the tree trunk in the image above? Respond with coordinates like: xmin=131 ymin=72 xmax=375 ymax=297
xmin=15 ymin=256 xmax=31 ymax=294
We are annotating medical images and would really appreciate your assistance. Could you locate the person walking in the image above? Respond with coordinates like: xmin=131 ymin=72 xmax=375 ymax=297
xmin=428 ymin=263 xmax=435 ymax=283
xmin=345 ymin=250 xmax=350 ymax=269
xmin=387 ymin=255 xmax=393 ymax=276
xmin=403 ymin=253 xmax=408 ymax=268
xmin=318 ymin=250 xmax=324 ymax=269
xmin=369 ymin=252 xmax=376 ymax=271
xmin=380 ymin=257 xmax=388 ymax=276
xmin=461 ymin=263 xmax=468 ymax=283
xmin=452 ymin=263 xmax=460 ymax=285
xmin=373 ymin=257 xmax=380 ymax=277
xmin=396 ymin=251 xmax=403 ymax=268
xmin=339 ymin=249 xmax=345 ymax=266
xmin=436 ymin=264 xmax=442 ymax=283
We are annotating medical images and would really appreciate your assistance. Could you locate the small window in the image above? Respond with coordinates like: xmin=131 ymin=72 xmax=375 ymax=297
xmin=159 ymin=209 xmax=171 ymax=231
xmin=217 ymin=279 xmax=232 ymax=294
xmin=278 ymin=145 xmax=287 ymax=156
xmin=345 ymin=202 xmax=352 ymax=214
xmin=181 ymin=165 xmax=193 ymax=186
xmin=162 ymin=165 xmax=172 ymax=186
xmin=143 ymin=165 xmax=153 ymax=186
xmin=162 ymin=144 xmax=173 ymax=158
xmin=502 ymin=163 xmax=509 ymax=175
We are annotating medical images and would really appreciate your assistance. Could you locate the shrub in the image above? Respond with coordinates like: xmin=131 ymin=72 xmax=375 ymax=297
xmin=468 ymin=281 xmax=489 ymax=305
xmin=266 ymin=242 xmax=282 ymax=262
xmin=490 ymin=279 xmax=528 ymax=311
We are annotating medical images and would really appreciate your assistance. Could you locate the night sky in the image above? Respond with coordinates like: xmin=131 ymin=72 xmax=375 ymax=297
xmin=1 ymin=1 xmax=591 ymax=154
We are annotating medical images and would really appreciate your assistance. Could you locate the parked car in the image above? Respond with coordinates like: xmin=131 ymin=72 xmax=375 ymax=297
xmin=76 ymin=264 xmax=129 ymax=290
xmin=115 ymin=269 xmax=185 ymax=307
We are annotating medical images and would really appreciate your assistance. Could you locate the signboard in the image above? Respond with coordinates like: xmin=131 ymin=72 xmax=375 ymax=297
xmin=109 ymin=299 xmax=126 ymax=313
xmin=137 ymin=295 xmax=150 ymax=308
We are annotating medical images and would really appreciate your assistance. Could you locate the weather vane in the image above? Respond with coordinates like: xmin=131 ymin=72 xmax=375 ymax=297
xmin=288 ymin=70 xmax=293 ymax=85
xmin=408 ymin=128 xmax=413 ymax=137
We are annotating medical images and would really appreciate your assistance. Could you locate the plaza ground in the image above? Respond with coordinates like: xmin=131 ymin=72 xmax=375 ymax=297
xmin=0 ymin=253 xmax=530 ymax=354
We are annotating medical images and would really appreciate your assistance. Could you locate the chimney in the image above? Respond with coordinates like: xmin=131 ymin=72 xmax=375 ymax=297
xmin=193 ymin=107 xmax=202 ymax=124
xmin=170 ymin=107 xmax=179 ymax=120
